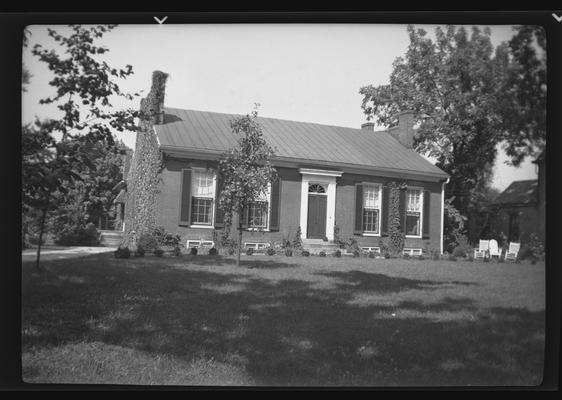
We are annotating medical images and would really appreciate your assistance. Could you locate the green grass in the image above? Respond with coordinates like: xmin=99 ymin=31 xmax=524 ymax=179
xmin=21 ymin=253 xmax=545 ymax=386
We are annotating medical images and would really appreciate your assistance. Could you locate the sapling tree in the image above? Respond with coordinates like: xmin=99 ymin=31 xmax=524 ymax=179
xmin=217 ymin=107 xmax=277 ymax=267
xmin=23 ymin=25 xmax=139 ymax=269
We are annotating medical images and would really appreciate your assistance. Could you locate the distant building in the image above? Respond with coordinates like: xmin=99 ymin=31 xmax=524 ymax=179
xmin=491 ymin=151 xmax=545 ymax=243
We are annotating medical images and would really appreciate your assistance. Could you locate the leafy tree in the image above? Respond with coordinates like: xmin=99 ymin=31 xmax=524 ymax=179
xmin=359 ymin=25 xmax=545 ymax=246
xmin=22 ymin=25 xmax=139 ymax=268
xmin=217 ymin=107 xmax=277 ymax=267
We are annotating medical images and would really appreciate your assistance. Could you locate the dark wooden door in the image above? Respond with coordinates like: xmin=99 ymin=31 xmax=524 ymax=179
xmin=307 ymin=195 xmax=327 ymax=239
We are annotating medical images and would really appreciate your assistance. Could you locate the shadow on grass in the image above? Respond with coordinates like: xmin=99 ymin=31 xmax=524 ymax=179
xmin=21 ymin=254 xmax=545 ymax=387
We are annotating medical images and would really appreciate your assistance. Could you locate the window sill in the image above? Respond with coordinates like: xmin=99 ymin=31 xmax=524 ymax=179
xmin=362 ymin=232 xmax=381 ymax=237
xmin=189 ymin=225 xmax=215 ymax=229
xmin=405 ymin=235 xmax=422 ymax=239
xmin=246 ymin=228 xmax=270 ymax=232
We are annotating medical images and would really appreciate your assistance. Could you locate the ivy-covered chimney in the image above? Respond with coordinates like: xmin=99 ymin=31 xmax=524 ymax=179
xmin=140 ymin=70 xmax=169 ymax=125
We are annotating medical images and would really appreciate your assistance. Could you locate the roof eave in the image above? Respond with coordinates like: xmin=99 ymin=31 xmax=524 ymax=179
xmin=159 ymin=145 xmax=449 ymax=183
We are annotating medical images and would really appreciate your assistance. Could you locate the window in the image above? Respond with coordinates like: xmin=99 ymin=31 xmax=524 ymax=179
xmin=363 ymin=184 xmax=381 ymax=234
xmin=247 ymin=186 xmax=271 ymax=229
xmin=405 ymin=188 xmax=423 ymax=237
xmin=191 ymin=169 xmax=215 ymax=225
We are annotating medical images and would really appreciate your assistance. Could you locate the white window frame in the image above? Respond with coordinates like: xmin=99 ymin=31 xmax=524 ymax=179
xmin=246 ymin=183 xmax=272 ymax=231
xmin=403 ymin=248 xmax=423 ymax=256
xmin=405 ymin=186 xmax=423 ymax=239
xmin=190 ymin=168 xmax=217 ymax=229
xmin=362 ymin=182 xmax=382 ymax=236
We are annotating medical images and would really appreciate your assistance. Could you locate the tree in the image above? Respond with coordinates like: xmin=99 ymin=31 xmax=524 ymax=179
xmin=359 ymin=25 xmax=545 ymax=246
xmin=23 ymin=24 xmax=139 ymax=268
xmin=217 ymin=107 xmax=277 ymax=267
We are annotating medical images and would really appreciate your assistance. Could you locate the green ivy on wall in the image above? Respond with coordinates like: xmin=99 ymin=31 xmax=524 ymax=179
xmin=387 ymin=180 xmax=407 ymax=255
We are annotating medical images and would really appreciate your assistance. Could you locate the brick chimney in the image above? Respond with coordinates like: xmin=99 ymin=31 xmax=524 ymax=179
xmin=361 ymin=121 xmax=375 ymax=131
xmin=388 ymin=110 xmax=414 ymax=148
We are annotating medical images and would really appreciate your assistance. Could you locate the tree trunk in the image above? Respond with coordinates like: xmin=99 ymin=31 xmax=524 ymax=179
xmin=35 ymin=206 xmax=48 ymax=271
xmin=237 ymin=221 xmax=242 ymax=267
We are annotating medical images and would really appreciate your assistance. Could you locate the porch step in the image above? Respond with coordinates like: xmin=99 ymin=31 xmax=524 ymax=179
xmin=302 ymin=239 xmax=341 ymax=255
xmin=99 ymin=230 xmax=125 ymax=247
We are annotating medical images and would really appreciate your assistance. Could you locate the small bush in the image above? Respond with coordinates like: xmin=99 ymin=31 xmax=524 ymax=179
xmin=246 ymin=248 xmax=254 ymax=256
xmin=190 ymin=247 xmax=198 ymax=256
xmin=432 ymin=251 xmax=440 ymax=261
xmin=452 ymin=246 xmax=467 ymax=258
xmin=403 ymin=253 xmax=410 ymax=260
xmin=266 ymin=247 xmax=276 ymax=256
xmin=368 ymin=251 xmax=376 ymax=259
xmin=352 ymin=250 xmax=360 ymax=258
xmin=208 ymin=247 xmax=218 ymax=256
xmin=114 ymin=246 xmax=130 ymax=259
xmin=301 ymin=250 xmax=310 ymax=257
xmin=483 ymin=257 xmax=490 ymax=263
xmin=384 ymin=252 xmax=390 ymax=259
xmin=173 ymin=246 xmax=181 ymax=256
xmin=138 ymin=233 xmax=158 ymax=251
xmin=418 ymin=255 xmax=425 ymax=260
xmin=448 ymin=254 xmax=457 ymax=262
xmin=285 ymin=248 xmax=293 ymax=257
xmin=135 ymin=245 xmax=145 ymax=257
xmin=466 ymin=255 xmax=474 ymax=262
xmin=319 ymin=250 xmax=326 ymax=257
xmin=334 ymin=249 xmax=342 ymax=258
xmin=153 ymin=248 xmax=164 ymax=257
xmin=228 ymin=247 xmax=235 ymax=256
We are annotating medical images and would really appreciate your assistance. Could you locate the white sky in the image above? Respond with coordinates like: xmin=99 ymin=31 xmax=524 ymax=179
xmin=22 ymin=23 xmax=539 ymax=191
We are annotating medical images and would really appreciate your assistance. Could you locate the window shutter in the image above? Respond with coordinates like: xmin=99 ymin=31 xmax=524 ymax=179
xmin=269 ymin=178 xmax=281 ymax=232
xmin=214 ymin=173 xmax=225 ymax=228
xmin=381 ymin=185 xmax=389 ymax=236
xmin=179 ymin=168 xmax=192 ymax=226
xmin=422 ymin=190 xmax=430 ymax=239
xmin=241 ymin=206 xmax=249 ymax=229
xmin=399 ymin=188 xmax=406 ymax=233
xmin=354 ymin=184 xmax=363 ymax=234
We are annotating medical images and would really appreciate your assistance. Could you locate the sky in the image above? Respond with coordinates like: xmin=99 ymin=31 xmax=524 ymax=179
xmin=22 ymin=23 xmax=540 ymax=191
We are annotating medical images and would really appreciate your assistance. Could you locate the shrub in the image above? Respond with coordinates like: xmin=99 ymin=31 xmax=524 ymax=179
xmin=334 ymin=249 xmax=342 ymax=258
xmin=54 ymin=222 xmax=100 ymax=246
xmin=209 ymin=247 xmax=218 ymax=256
xmin=431 ymin=250 xmax=440 ymax=261
xmin=114 ymin=246 xmax=130 ymax=259
xmin=403 ymin=253 xmax=410 ymax=260
xmin=384 ymin=252 xmax=391 ymax=259
xmin=352 ymin=250 xmax=360 ymax=258
xmin=266 ymin=247 xmax=276 ymax=256
xmin=285 ymin=248 xmax=293 ymax=257
xmin=368 ymin=251 xmax=376 ymax=259
xmin=154 ymin=248 xmax=164 ymax=257
xmin=448 ymin=254 xmax=457 ymax=262
xmin=138 ymin=233 xmax=158 ymax=251
xmin=135 ymin=245 xmax=145 ymax=257
xmin=301 ymin=250 xmax=310 ymax=257
xmin=228 ymin=247 xmax=235 ymax=256
xmin=292 ymin=227 xmax=303 ymax=251
xmin=452 ymin=246 xmax=467 ymax=258
xmin=246 ymin=248 xmax=254 ymax=256
xmin=173 ymin=246 xmax=181 ymax=256
xmin=418 ymin=255 xmax=425 ymax=260
xmin=190 ymin=247 xmax=198 ymax=256
xmin=319 ymin=250 xmax=326 ymax=257
xmin=466 ymin=255 xmax=474 ymax=262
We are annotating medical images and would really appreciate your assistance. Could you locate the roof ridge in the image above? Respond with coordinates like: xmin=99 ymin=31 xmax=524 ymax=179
xmin=163 ymin=106 xmax=388 ymax=134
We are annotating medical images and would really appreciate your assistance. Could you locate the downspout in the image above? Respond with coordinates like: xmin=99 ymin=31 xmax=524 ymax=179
xmin=441 ymin=177 xmax=450 ymax=255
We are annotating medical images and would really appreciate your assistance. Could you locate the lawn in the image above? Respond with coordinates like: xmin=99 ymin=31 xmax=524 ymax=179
xmin=21 ymin=253 xmax=545 ymax=387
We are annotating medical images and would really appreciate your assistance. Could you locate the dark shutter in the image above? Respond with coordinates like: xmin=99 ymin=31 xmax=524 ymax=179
xmin=214 ymin=172 xmax=225 ymax=228
xmin=399 ymin=188 xmax=406 ymax=233
xmin=241 ymin=206 xmax=249 ymax=229
xmin=269 ymin=178 xmax=281 ymax=231
xmin=381 ymin=185 xmax=389 ymax=236
xmin=179 ymin=168 xmax=192 ymax=226
xmin=422 ymin=190 xmax=431 ymax=239
xmin=354 ymin=184 xmax=363 ymax=234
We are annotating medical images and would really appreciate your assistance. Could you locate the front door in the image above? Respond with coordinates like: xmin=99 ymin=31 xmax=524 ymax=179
xmin=307 ymin=194 xmax=327 ymax=239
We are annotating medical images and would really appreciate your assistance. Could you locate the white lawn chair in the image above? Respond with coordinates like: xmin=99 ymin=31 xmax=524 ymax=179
xmin=489 ymin=239 xmax=500 ymax=260
xmin=504 ymin=242 xmax=520 ymax=262
xmin=474 ymin=240 xmax=489 ymax=260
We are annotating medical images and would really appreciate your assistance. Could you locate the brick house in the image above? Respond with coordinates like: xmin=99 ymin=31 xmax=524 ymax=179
xmin=123 ymin=71 xmax=449 ymax=254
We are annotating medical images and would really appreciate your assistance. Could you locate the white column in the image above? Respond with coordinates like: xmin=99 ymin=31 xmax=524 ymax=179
xmin=325 ymin=181 xmax=336 ymax=241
